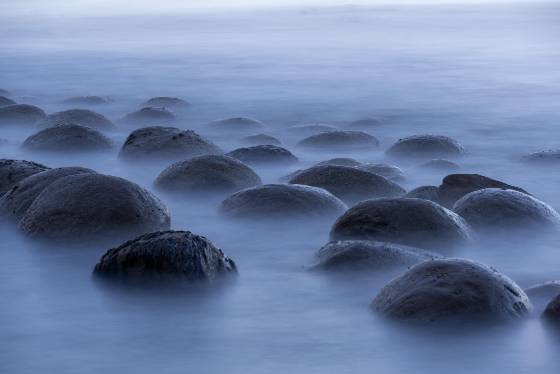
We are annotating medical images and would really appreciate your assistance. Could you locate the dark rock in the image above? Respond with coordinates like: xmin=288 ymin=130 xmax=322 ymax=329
xmin=19 ymin=173 xmax=170 ymax=240
xmin=208 ymin=117 xmax=264 ymax=132
xmin=38 ymin=109 xmax=115 ymax=131
xmin=311 ymin=240 xmax=440 ymax=271
xmin=0 ymin=96 xmax=16 ymax=107
xmin=330 ymin=198 xmax=472 ymax=250
xmin=438 ymin=173 xmax=529 ymax=208
xmin=453 ymin=188 xmax=560 ymax=230
xmin=359 ymin=163 xmax=405 ymax=182
xmin=155 ymin=155 xmax=262 ymax=195
xmin=219 ymin=184 xmax=347 ymax=220
xmin=347 ymin=117 xmax=382 ymax=129
xmin=119 ymin=126 xmax=222 ymax=161
xmin=297 ymin=130 xmax=379 ymax=150
xmin=372 ymin=258 xmax=531 ymax=322
xmin=315 ymin=158 xmax=363 ymax=168
xmin=93 ymin=230 xmax=236 ymax=283
xmin=143 ymin=97 xmax=190 ymax=109
xmin=406 ymin=186 xmax=441 ymax=203
xmin=522 ymin=150 xmax=560 ymax=164
xmin=289 ymin=165 xmax=405 ymax=205
xmin=226 ymin=145 xmax=298 ymax=166
xmin=241 ymin=134 xmax=282 ymax=146
xmin=418 ymin=159 xmax=460 ymax=172
xmin=0 ymin=104 xmax=46 ymax=126
xmin=62 ymin=96 xmax=112 ymax=105
xmin=289 ymin=123 xmax=339 ymax=136
xmin=22 ymin=124 xmax=113 ymax=153
xmin=119 ymin=107 xmax=176 ymax=126
xmin=0 ymin=159 xmax=49 ymax=195
xmin=543 ymin=295 xmax=560 ymax=323
xmin=386 ymin=135 xmax=465 ymax=160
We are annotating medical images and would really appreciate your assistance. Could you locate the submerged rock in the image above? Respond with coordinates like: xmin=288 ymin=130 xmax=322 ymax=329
xmin=315 ymin=158 xmax=362 ymax=168
xmin=155 ymin=155 xmax=262 ymax=195
xmin=543 ymin=295 xmax=560 ymax=323
xmin=0 ymin=96 xmax=16 ymax=107
xmin=522 ymin=150 xmax=560 ymax=164
xmin=359 ymin=163 xmax=405 ymax=182
xmin=453 ymin=188 xmax=560 ymax=230
xmin=119 ymin=107 xmax=176 ymax=126
xmin=0 ymin=104 xmax=46 ymax=126
xmin=312 ymin=240 xmax=439 ymax=271
xmin=347 ymin=117 xmax=382 ymax=129
xmin=297 ymin=130 xmax=379 ymax=150
xmin=241 ymin=134 xmax=282 ymax=146
xmin=330 ymin=198 xmax=472 ymax=250
xmin=219 ymin=184 xmax=347 ymax=220
xmin=405 ymin=185 xmax=441 ymax=204
xmin=22 ymin=124 xmax=113 ymax=153
xmin=289 ymin=165 xmax=405 ymax=205
xmin=62 ymin=96 xmax=112 ymax=105
xmin=119 ymin=126 xmax=222 ymax=161
xmin=19 ymin=173 xmax=170 ymax=240
xmin=525 ymin=281 xmax=560 ymax=311
xmin=289 ymin=123 xmax=339 ymax=136
xmin=226 ymin=145 xmax=298 ymax=166
xmin=208 ymin=117 xmax=264 ymax=132
xmin=386 ymin=135 xmax=465 ymax=160
xmin=418 ymin=159 xmax=460 ymax=172
xmin=93 ymin=230 xmax=236 ymax=283
xmin=142 ymin=96 xmax=190 ymax=109
xmin=0 ymin=159 xmax=49 ymax=195
xmin=372 ymin=258 xmax=531 ymax=322
xmin=37 ymin=109 xmax=115 ymax=131
xmin=0 ymin=167 xmax=95 ymax=220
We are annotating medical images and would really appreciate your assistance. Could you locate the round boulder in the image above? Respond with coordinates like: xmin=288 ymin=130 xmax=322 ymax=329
xmin=142 ymin=96 xmax=190 ymax=109
xmin=208 ymin=117 xmax=264 ymax=132
xmin=19 ymin=173 xmax=170 ymax=240
xmin=226 ymin=145 xmax=298 ymax=166
xmin=405 ymin=186 xmax=441 ymax=204
xmin=418 ymin=159 xmax=460 ymax=172
xmin=453 ymin=188 xmax=560 ymax=230
xmin=0 ymin=159 xmax=49 ymax=195
xmin=155 ymin=155 xmax=262 ymax=195
xmin=0 ymin=104 xmax=46 ymax=126
xmin=93 ymin=230 xmax=236 ymax=283
xmin=241 ymin=134 xmax=281 ymax=146
xmin=315 ymin=158 xmax=362 ymax=168
xmin=347 ymin=117 xmax=382 ymax=129
xmin=311 ymin=240 xmax=439 ymax=271
xmin=219 ymin=184 xmax=347 ymax=220
xmin=522 ymin=150 xmax=560 ymax=164
xmin=386 ymin=135 xmax=465 ymax=160
xmin=330 ymin=198 xmax=472 ymax=250
xmin=359 ymin=163 xmax=405 ymax=182
xmin=119 ymin=126 xmax=222 ymax=161
xmin=62 ymin=96 xmax=112 ymax=105
xmin=543 ymin=295 xmax=560 ymax=323
xmin=289 ymin=123 xmax=339 ymax=136
xmin=22 ymin=124 xmax=113 ymax=153
xmin=289 ymin=165 xmax=405 ymax=205
xmin=119 ymin=107 xmax=176 ymax=126
xmin=525 ymin=281 xmax=560 ymax=311
xmin=0 ymin=96 xmax=16 ymax=107
xmin=297 ymin=131 xmax=379 ymax=150
xmin=372 ymin=258 xmax=531 ymax=322
xmin=37 ymin=109 xmax=115 ymax=131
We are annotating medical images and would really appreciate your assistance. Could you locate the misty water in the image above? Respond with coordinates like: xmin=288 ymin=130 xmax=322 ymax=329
xmin=2 ymin=2 xmax=560 ymax=373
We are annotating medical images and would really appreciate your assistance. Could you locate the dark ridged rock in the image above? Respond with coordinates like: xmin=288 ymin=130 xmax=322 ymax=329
xmin=405 ymin=186 xmax=441 ymax=203
xmin=38 ymin=109 xmax=115 ymax=131
xmin=226 ymin=145 xmax=298 ymax=166
xmin=19 ymin=173 xmax=170 ymax=240
xmin=0 ymin=96 xmax=16 ymax=107
xmin=289 ymin=165 xmax=405 ymax=205
xmin=94 ymin=230 xmax=236 ymax=283
xmin=208 ymin=117 xmax=264 ymax=132
xmin=220 ymin=184 xmax=347 ymax=220
xmin=155 ymin=155 xmax=261 ymax=195
xmin=62 ymin=96 xmax=112 ymax=105
xmin=359 ymin=163 xmax=405 ymax=182
xmin=372 ymin=258 xmax=531 ymax=322
xmin=0 ymin=159 xmax=49 ymax=195
xmin=119 ymin=107 xmax=176 ymax=126
xmin=241 ymin=134 xmax=281 ymax=146
xmin=0 ymin=104 xmax=46 ymax=126
xmin=330 ymin=198 xmax=472 ymax=250
xmin=386 ymin=135 xmax=465 ymax=160
xmin=119 ymin=126 xmax=221 ymax=161
xmin=22 ymin=124 xmax=113 ymax=153
xmin=297 ymin=131 xmax=379 ymax=150
xmin=143 ymin=97 xmax=190 ymax=109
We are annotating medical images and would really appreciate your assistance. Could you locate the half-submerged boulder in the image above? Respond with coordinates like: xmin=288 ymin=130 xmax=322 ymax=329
xmin=37 ymin=109 xmax=116 ymax=131
xmin=405 ymin=185 xmax=441 ymax=204
xmin=347 ymin=117 xmax=382 ymax=129
xmin=297 ymin=131 xmax=379 ymax=150
xmin=155 ymin=155 xmax=262 ymax=195
xmin=62 ymin=96 xmax=112 ymax=105
xmin=226 ymin=145 xmax=298 ymax=166
xmin=543 ymin=295 xmax=560 ymax=324
xmin=208 ymin=117 xmax=264 ymax=132
xmin=93 ymin=230 xmax=236 ymax=284
xmin=522 ymin=150 xmax=560 ymax=164
xmin=359 ymin=163 xmax=405 ymax=182
xmin=219 ymin=184 xmax=347 ymax=220
xmin=386 ymin=135 xmax=465 ymax=160
xmin=119 ymin=107 xmax=176 ymax=126
xmin=330 ymin=198 xmax=472 ymax=251
xmin=0 ymin=96 xmax=16 ymax=107
xmin=438 ymin=173 xmax=529 ymax=208
xmin=0 ymin=159 xmax=49 ymax=195
xmin=119 ymin=126 xmax=222 ymax=161
xmin=0 ymin=104 xmax=46 ymax=126
xmin=142 ymin=96 xmax=190 ymax=109
xmin=19 ymin=173 xmax=170 ymax=240
xmin=525 ymin=281 xmax=560 ymax=311
xmin=453 ymin=188 xmax=560 ymax=231
xmin=22 ymin=124 xmax=113 ymax=153
xmin=241 ymin=134 xmax=282 ymax=146
xmin=0 ymin=167 xmax=95 ymax=220
xmin=289 ymin=123 xmax=339 ymax=136
xmin=418 ymin=159 xmax=460 ymax=172
xmin=372 ymin=258 xmax=531 ymax=322
xmin=315 ymin=158 xmax=363 ymax=168
xmin=311 ymin=240 xmax=439 ymax=271
xmin=289 ymin=165 xmax=405 ymax=205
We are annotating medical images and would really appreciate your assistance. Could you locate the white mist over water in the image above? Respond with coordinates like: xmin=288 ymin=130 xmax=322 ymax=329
xmin=2 ymin=2 xmax=560 ymax=373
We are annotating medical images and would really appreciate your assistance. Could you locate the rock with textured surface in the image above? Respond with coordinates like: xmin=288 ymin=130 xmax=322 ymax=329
xmin=405 ymin=186 xmax=441 ymax=204
xmin=226 ymin=145 xmax=298 ymax=166
xmin=386 ymin=135 xmax=464 ymax=160
xmin=241 ymin=134 xmax=281 ymax=146
xmin=37 ymin=109 xmax=115 ymax=131
xmin=359 ymin=163 xmax=405 ymax=182
xmin=0 ymin=104 xmax=46 ymax=126
xmin=22 ymin=124 xmax=113 ymax=153
xmin=0 ymin=159 xmax=49 ymax=195
xmin=297 ymin=131 xmax=379 ymax=150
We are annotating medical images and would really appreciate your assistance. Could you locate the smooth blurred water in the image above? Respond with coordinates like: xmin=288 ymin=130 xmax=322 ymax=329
xmin=1 ymin=2 xmax=560 ymax=373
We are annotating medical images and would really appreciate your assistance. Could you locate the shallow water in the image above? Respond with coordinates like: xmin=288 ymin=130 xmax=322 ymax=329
xmin=2 ymin=2 xmax=560 ymax=373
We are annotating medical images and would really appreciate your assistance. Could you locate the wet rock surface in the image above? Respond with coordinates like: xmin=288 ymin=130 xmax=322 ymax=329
xmin=297 ymin=130 xmax=379 ymax=150
xmin=0 ymin=104 xmax=46 ymax=126
xmin=241 ymin=134 xmax=282 ymax=146
xmin=37 ymin=109 xmax=115 ymax=131
xmin=22 ymin=124 xmax=113 ymax=153
xmin=226 ymin=145 xmax=298 ymax=166
xmin=405 ymin=185 xmax=441 ymax=203
xmin=0 ymin=159 xmax=49 ymax=195
xmin=358 ymin=163 xmax=405 ymax=182
xmin=386 ymin=135 xmax=465 ymax=160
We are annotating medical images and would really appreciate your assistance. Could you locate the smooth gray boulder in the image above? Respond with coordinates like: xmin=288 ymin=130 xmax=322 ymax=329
xmin=0 ymin=104 xmax=46 ymax=126
xmin=418 ymin=159 xmax=460 ymax=172
xmin=311 ymin=240 xmax=439 ymax=271
xmin=330 ymin=198 xmax=472 ymax=250
xmin=406 ymin=185 xmax=441 ymax=203
xmin=19 ymin=173 xmax=170 ymax=240
xmin=208 ymin=117 xmax=264 ymax=132
xmin=119 ymin=107 xmax=176 ymax=126
xmin=241 ymin=134 xmax=281 ymax=146
xmin=142 ymin=97 xmax=190 ymax=109
xmin=297 ymin=131 xmax=379 ymax=150
xmin=0 ymin=159 xmax=49 ymax=195
xmin=62 ymin=96 xmax=112 ymax=105
xmin=22 ymin=124 xmax=113 ymax=153
xmin=226 ymin=145 xmax=298 ymax=166
xmin=0 ymin=167 xmax=95 ymax=220
xmin=543 ymin=295 xmax=560 ymax=323
xmin=93 ymin=230 xmax=236 ymax=283
xmin=155 ymin=155 xmax=262 ymax=195
xmin=438 ymin=173 xmax=529 ymax=208
xmin=37 ymin=109 xmax=115 ymax=131
xmin=289 ymin=123 xmax=339 ymax=136
xmin=453 ymin=188 xmax=560 ymax=230
xmin=372 ymin=258 xmax=531 ymax=322
xmin=219 ymin=184 xmax=347 ymax=220
xmin=359 ymin=163 xmax=405 ymax=182
xmin=0 ymin=96 xmax=16 ymax=107
xmin=119 ymin=126 xmax=222 ymax=161
xmin=386 ymin=135 xmax=465 ymax=160
xmin=289 ymin=165 xmax=405 ymax=205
